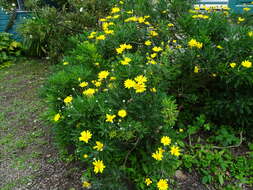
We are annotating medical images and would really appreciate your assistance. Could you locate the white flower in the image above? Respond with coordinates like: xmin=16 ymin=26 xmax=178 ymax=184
xmin=80 ymin=7 xmax=83 ymax=12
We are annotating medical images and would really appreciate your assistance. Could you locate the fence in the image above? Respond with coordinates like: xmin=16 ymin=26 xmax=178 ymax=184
xmin=197 ymin=0 xmax=253 ymax=13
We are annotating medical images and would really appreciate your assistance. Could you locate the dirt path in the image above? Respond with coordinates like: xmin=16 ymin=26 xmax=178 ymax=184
xmin=0 ymin=59 xmax=82 ymax=190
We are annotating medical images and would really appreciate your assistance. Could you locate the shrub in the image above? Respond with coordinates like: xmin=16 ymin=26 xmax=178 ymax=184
xmin=42 ymin=0 xmax=253 ymax=189
xmin=0 ymin=0 xmax=17 ymax=11
xmin=0 ymin=32 xmax=22 ymax=66
xmin=18 ymin=0 xmax=112 ymax=61
xmin=171 ymin=8 xmax=253 ymax=129
xmin=42 ymin=0 xmax=191 ymax=189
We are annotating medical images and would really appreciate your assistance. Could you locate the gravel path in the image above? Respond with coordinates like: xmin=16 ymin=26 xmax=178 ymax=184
xmin=0 ymin=59 xmax=82 ymax=190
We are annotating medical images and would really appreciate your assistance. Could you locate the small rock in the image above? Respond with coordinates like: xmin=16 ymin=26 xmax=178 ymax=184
xmin=175 ymin=170 xmax=187 ymax=181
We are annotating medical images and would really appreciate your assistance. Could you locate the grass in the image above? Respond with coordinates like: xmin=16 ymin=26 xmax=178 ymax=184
xmin=0 ymin=58 xmax=82 ymax=190
xmin=0 ymin=58 xmax=50 ymax=190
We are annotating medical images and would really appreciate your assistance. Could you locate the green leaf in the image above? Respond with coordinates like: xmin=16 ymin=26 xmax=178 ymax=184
xmin=202 ymin=176 xmax=209 ymax=184
xmin=142 ymin=163 xmax=148 ymax=173
xmin=218 ymin=175 xmax=224 ymax=185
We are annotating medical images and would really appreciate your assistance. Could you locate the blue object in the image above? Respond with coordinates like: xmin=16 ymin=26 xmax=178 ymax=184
xmin=197 ymin=0 xmax=228 ymax=5
xmin=229 ymin=0 xmax=253 ymax=14
xmin=0 ymin=0 xmax=31 ymax=40
xmin=197 ymin=0 xmax=253 ymax=13
xmin=0 ymin=8 xmax=9 ymax=32
xmin=0 ymin=9 xmax=31 ymax=40
xmin=7 ymin=11 xmax=31 ymax=40
xmin=17 ymin=0 xmax=25 ymax=10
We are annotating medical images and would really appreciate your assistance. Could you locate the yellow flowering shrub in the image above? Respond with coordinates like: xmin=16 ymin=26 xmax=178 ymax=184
xmin=42 ymin=0 xmax=185 ymax=188
xmin=175 ymin=7 xmax=253 ymax=128
xmin=42 ymin=0 xmax=253 ymax=189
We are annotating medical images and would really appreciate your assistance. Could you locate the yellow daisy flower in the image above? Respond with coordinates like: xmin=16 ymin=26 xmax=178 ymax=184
xmin=133 ymin=83 xmax=146 ymax=93
xmin=64 ymin=96 xmax=73 ymax=104
xmin=134 ymin=75 xmax=147 ymax=84
xmin=118 ymin=109 xmax=127 ymax=118
xmin=194 ymin=66 xmax=200 ymax=73
xmin=241 ymin=60 xmax=252 ymax=68
xmin=145 ymin=178 xmax=152 ymax=186
xmin=124 ymin=79 xmax=136 ymax=88
xmin=93 ymin=160 xmax=106 ymax=174
xmin=150 ymin=30 xmax=158 ymax=36
xmin=230 ymin=62 xmax=236 ymax=68
xmin=93 ymin=141 xmax=104 ymax=151
xmin=83 ymin=88 xmax=96 ymax=96
xmin=170 ymin=145 xmax=181 ymax=156
xmin=82 ymin=181 xmax=91 ymax=188
xmin=161 ymin=136 xmax=171 ymax=146
xmin=53 ymin=113 xmax=60 ymax=122
xmin=98 ymin=70 xmax=109 ymax=81
xmin=120 ymin=57 xmax=132 ymax=65
xmin=106 ymin=114 xmax=116 ymax=123
xmin=96 ymin=35 xmax=106 ymax=40
xmin=111 ymin=7 xmax=120 ymax=14
xmin=79 ymin=81 xmax=88 ymax=88
xmin=157 ymin=179 xmax=169 ymax=190
xmin=79 ymin=130 xmax=92 ymax=143
xmin=145 ymin=40 xmax=152 ymax=46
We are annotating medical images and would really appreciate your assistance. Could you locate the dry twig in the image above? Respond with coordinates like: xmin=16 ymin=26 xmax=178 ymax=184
xmin=123 ymin=137 xmax=140 ymax=167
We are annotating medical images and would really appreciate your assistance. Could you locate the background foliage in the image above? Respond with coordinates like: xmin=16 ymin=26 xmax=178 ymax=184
xmin=18 ymin=0 xmax=112 ymax=61
xmin=0 ymin=32 xmax=22 ymax=67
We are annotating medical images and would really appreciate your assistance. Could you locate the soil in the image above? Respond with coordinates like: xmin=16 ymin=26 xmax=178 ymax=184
xmin=0 ymin=59 xmax=82 ymax=190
